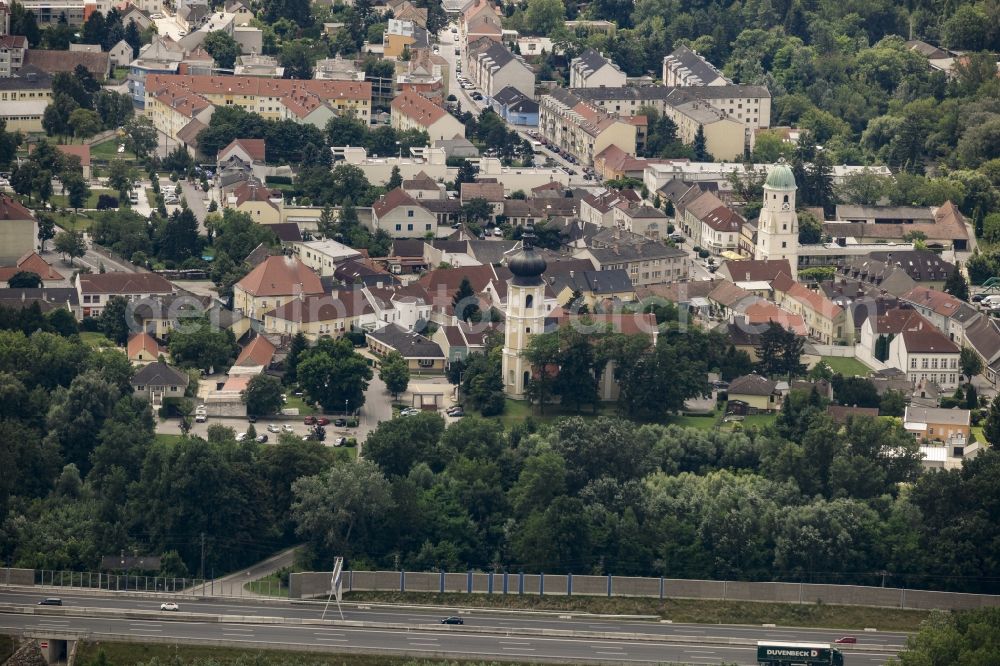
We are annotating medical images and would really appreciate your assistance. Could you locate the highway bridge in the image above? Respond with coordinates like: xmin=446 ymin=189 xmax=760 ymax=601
xmin=0 ymin=589 xmax=908 ymax=665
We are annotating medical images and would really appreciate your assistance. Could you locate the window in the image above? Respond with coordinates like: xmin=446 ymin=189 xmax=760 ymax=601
xmin=426 ymin=224 xmax=432 ymax=230
xmin=407 ymin=210 xmax=414 ymax=217
xmin=395 ymin=224 xmax=401 ymax=231
xmin=418 ymin=359 xmax=434 ymax=368
xmin=932 ymin=358 xmax=939 ymax=369
xmin=407 ymin=224 xmax=413 ymax=231
xmin=781 ymin=241 xmax=787 ymax=248
xmin=525 ymin=294 xmax=533 ymax=308
xmin=922 ymin=358 xmax=929 ymax=369
xmin=911 ymin=359 xmax=917 ymax=369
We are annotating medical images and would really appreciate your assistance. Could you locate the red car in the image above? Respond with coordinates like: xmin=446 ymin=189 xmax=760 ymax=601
xmin=304 ymin=416 xmax=317 ymax=425
xmin=316 ymin=417 xmax=330 ymax=426
xmin=835 ymin=636 xmax=857 ymax=644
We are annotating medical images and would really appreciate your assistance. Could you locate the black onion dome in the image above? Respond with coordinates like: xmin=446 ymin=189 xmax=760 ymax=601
xmin=509 ymin=229 xmax=547 ymax=286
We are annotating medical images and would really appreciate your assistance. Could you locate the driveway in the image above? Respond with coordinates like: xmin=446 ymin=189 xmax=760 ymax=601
xmin=180 ymin=180 xmax=210 ymax=233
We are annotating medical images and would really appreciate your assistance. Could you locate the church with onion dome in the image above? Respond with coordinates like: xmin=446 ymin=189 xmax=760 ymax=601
xmin=501 ymin=228 xmax=549 ymax=400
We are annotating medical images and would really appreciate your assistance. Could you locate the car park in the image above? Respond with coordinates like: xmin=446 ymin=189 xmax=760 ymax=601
xmin=38 ymin=598 xmax=62 ymax=606
xmin=160 ymin=602 xmax=179 ymax=611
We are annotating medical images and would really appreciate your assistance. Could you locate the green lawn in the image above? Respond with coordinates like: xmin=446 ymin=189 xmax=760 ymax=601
xmin=820 ymin=355 xmax=872 ymax=377
xmin=50 ymin=188 xmax=115 ymax=210
xmin=80 ymin=331 xmax=114 ymax=348
xmin=91 ymin=138 xmax=135 ymax=160
xmin=283 ymin=394 xmax=318 ymax=415
xmin=146 ymin=188 xmax=159 ymax=208
xmin=332 ymin=445 xmax=358 ymax=463
xmin=244 ymin=571 xmax=290 ymax=597
xmin=51 ymin=210 xmax=94 ymax=231
xmin=741 ymin=413 xmax=779 ymax=429
xmin=972 ymin=426 xmax=984 ymax=444
xmin=670 ymin=411 xmax=721 ymax=430
xmin=475 ymin=399 xmax=618 ymax=429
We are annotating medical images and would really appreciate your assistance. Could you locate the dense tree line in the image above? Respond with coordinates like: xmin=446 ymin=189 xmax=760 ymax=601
xmin=291 ymin=393 xmax=1000 ymax=593
xmin=0 ymin=327 xmax=342 ymax=575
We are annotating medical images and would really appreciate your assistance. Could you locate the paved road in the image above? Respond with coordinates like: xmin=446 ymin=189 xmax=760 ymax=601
xmin=187 ymin=546 xmax=299 ymax=598
xmin=179 ymin=180 xmax=210 ymax=232
xmin=0 ymin=590 xmax=909 ymax=655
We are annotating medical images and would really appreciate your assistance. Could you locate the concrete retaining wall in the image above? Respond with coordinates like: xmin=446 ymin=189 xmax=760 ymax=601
xmin=287 ymin=570 xmax=1000 ymax=612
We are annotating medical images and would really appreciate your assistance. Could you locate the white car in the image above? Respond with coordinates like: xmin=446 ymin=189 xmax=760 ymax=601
xmin=267 ymin=424 xmax=280 ymax=433
xmin=160 ymin=602 xmax=179 ymax=611
xmin=282 ymin=424 xmax=294 ymax=433
xmin=236 ymin=432 xmax=247 ymax=442
xmin=195 ymin=414 xmax=207 ymax=423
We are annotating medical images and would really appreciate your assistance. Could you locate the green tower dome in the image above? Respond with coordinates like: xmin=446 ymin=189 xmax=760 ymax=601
xmin=764 ymin=158 xmax=797 ymax=190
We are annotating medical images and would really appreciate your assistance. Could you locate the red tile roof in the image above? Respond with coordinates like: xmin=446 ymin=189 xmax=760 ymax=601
xmin=78 ymin=272 xmax=174 ymax=295
xmin=234 ymin=334 xmax=276 ymax=367
xmin=236 ymin=255 xmax=324 ymax=297
xmin=0 ymin=251 xmax=63 ymax=282
xmin=391 ymin=89 xmax=448 ymax=127
xmin=372 ymin=187 xmax=420 ymax=218
xmin=219 ymin=138 xmax=266 ymax=162
xmin=127 ymin=331 xmax=163 ymax=359
xmin=0 ymin=194 xmax=34 ymax=221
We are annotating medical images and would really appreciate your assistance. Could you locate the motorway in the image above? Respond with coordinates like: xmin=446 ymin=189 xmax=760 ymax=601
xmin=0 ymin=590 xmax=906 ymax=664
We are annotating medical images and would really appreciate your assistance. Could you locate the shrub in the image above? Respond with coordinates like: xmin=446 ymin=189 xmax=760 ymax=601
xmin=96 ymin=194 xmax=119 ymax=210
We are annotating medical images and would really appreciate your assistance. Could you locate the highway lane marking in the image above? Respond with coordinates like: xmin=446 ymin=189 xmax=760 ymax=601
xmin=314 ymin=638 xmax=348 ymax=642
xmin=596 ymin=652 xmax=628 ymax=656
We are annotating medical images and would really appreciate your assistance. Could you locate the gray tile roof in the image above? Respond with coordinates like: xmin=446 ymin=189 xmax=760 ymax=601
xmin=131 ymin=359 xmax=190 ymax=388
xmin=367 ymin=323 xmax=444 ymax=359
xmin=662 ymin=45 xmax=727 ymax=85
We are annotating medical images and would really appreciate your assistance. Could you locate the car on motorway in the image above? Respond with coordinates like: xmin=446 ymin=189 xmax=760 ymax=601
xmin=267 ymin=424 xmax=280 ymax=433
xmin=38 ymin=598 xmax=62 ymax=606
xmin=160 ymin=602 xmax=179 ymax=611
xmin=834 ymin=636 xmax=857 ymax=644
xmin=440 ymin=616 xmax=464 ymax=625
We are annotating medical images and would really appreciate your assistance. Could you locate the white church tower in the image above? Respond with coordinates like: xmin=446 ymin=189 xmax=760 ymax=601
xmin=502 ymin=230 xmax=547 ymax=400
xmin=755 ymin=158 xmax=799 ymax=279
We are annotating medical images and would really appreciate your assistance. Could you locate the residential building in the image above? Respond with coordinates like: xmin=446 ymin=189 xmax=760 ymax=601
xmin=962 ymin=315 xmax=1000 ymax=385
xmin=860 ymin=308 xmax=961 ymax=390
xmin=127 ymin=37 xmax=185 ymax=107
xmin=903 ymin=405 xmax=971 ymax=448
xmin=569 ymin=48 xmax=626 ymax=88
xmin=490 ymin=85 xmax=538 ymax=126
xmin=390 ymin=90 xmax=464 ymax=142
xmin=14 ymin=0 xmax=88 ymax=25
xmin=899 ymin=286 xmax=976 ymax=345
xmin=579 ymin=188 xmax=641 ymax=228
xmin=233 ymin=255 xmax=325 ymax=321
xmin=225 ymin=180 xmax=281 ymax=223
xmin=727 ymin=373 xmax=782 ymax=413
xmin=537 ymin=88 xmax=637 ymax=166
xmin=127 ymin=331 xmax=165 ymax=364
xmin=0 ymin=66 xmax=52 ymax=132
xmin=234 ymin=54 xmax=284 ymax=78
xmin=0 ymin=34 xmax=27 ymax=76
xmin=293 ymin=239 xmax=363 ymax=277
xmin=717 ymin=259 xmax=793 ymax=285
xmin=384 ymin=18 xmax=428 ymax=58
xmin=401 ymin=170 xmax=445 ymax=200
xmin=76 ymin=271 xmax=175 ymax=318
xmin=467 ymin=39 xmax=534 ymax=99
xmin=366 ymin=323 xmax=446 ymax=371
xmin=772 ymin=274 xmax=853 ymax=345
xmin=612 ymin=202 xmax=669 ymax=240
xmin=823 ymin=201 xmax=970 ymax=251
xmin=839 ymin=250 xmax=954 ymax=289
xmin=313 ymin=56 xmax=365 ymax=81
xmin=433 ymin=320 xmax=492 ymax=364
xmin=662 ymin=45 xmax=729 ymax=87
xmin=366 ymin=283 xmax=432 ymax=329
xmin=543 ymin=267 xmax=636 ymax=307
xmin=263 ymin=292 xmax=377 ymax=340
xmin=0 ymin=287 xmax=80 ymax=318
xmin=131 ymin=359 xmax=189 ymax=407
xmin=144 ymin=74 xmax=372 ymax=138
xmin=460 ymin=180 xmax=504 ymax=216
xmin=371 ymin=187 xmax=438 ymax=238
xmin=0 ymin=251 xmax=64 ymax=285
xmin=0 ymin=195 xmax=38 ymax=265
xmin=663 ymin=98 xmax=746 ymax=161
xmin=107 ymin=39 xmax=135 ymax=68
xmin=574 ymin=228 xmax=688 ymax=286
xmin=592 ymin=144 xmax=648 ymax=181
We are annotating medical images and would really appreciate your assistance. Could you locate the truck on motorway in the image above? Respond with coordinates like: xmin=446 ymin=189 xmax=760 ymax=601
xmin=757 ymin=642 xmax=844 ymax=666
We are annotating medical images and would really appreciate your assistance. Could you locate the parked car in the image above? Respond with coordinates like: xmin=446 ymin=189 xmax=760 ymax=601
xmin=835 ymin=637 xmax=857 ymax=644
xmin=236 ymin=432 xmax=247 ymax=442
xmin=38 ymin=598 xmax=62 ymax=606
xmin=334 ymin=418 xmax=346 ymax=427
xmin=160 ymin=602 xmax=179 ymax=611
xmin=333 ymin=437 xmax=347 ymax=447
xmin=256 ymin=434 xmax=268 ymax=443
xmin=304 ymin=416 xmax=317 ymax=425
xmin=441 ymin=616 xmax=464 ymax=625
xmin=195 ymin=414 xmax=207 ymax=423
xmin=267 ymin=424 xmax=280 ymax=433
xmin=448 ymin=408 xmax=465 ymax=417
xmin=972 ymin=293 xmax=986 ymax=302
xmin=316 ymin=417 xmax=330 ymax=426
xmin=282 ymin=424 xmax=294 ymax=433
xmin=247 ymin=415 xmax=257 ymax=423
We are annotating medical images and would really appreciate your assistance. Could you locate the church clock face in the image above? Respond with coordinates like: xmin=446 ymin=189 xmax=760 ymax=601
xmin=781 ymin=202 xmax=790 ymax=211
